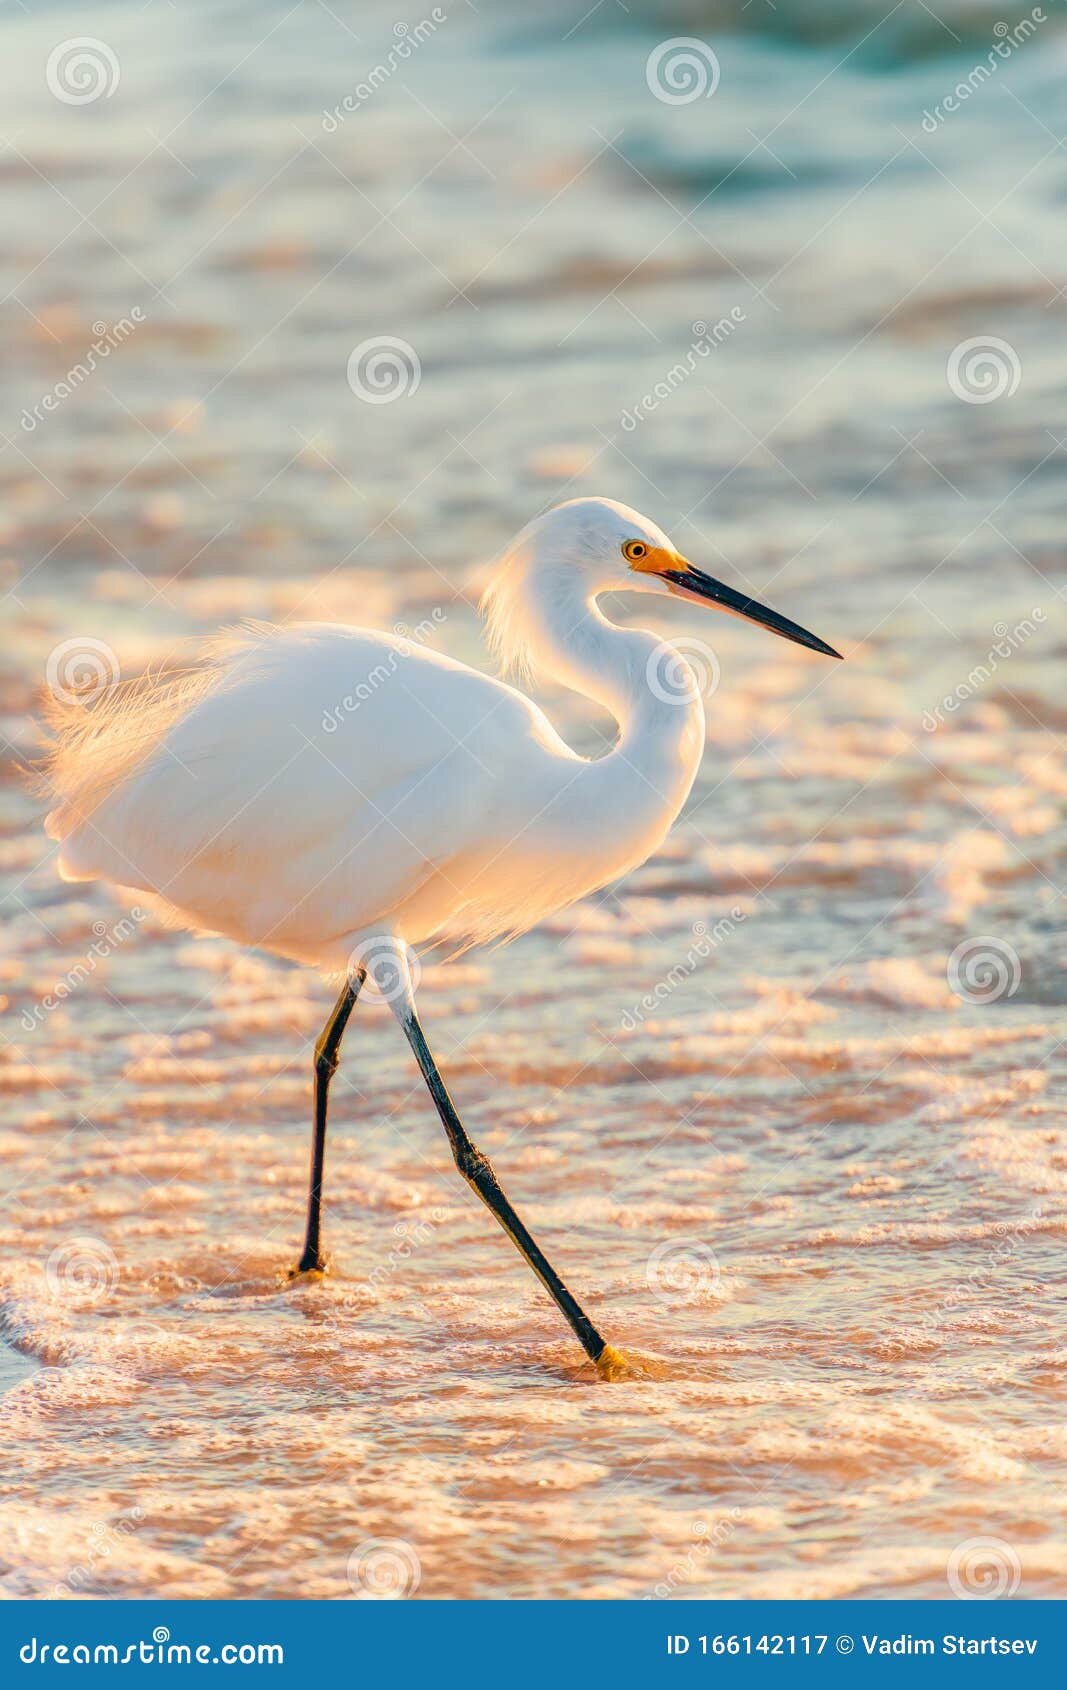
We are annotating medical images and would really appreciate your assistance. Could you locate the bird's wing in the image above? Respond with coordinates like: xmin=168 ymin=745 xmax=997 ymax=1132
xmin=46 ymin=621 xmax=576 ymax=965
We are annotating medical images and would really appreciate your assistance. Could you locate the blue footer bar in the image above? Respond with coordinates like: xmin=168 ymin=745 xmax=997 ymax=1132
xmin=1 ymin=1601 xmax=1063 ymax=1686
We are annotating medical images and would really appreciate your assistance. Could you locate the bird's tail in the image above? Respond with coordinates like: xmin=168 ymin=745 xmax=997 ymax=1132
xmin=34 ymin=623 xmax=275 ymax=856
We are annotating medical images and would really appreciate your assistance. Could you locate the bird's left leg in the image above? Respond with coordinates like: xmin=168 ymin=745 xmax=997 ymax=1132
xmin=292 ymin=967 xmax=366 ymax=1276
xmin=370 ymin=940 xmax=624 ymax=1377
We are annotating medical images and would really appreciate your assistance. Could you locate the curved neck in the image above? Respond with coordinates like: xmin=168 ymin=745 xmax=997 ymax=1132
xmin=521 ymin=567 xmax=706 ymax=843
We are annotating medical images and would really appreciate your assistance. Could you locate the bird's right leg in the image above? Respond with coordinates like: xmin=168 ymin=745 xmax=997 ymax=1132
xmin=292 ymin=968 xmax=366 ymax=1276
xmin=371 ymin=941 xmax=625 ymax=1376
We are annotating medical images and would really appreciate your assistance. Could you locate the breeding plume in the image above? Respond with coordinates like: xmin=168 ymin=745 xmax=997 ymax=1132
xmin=42 ymin=497 xmax=840 ymax=1376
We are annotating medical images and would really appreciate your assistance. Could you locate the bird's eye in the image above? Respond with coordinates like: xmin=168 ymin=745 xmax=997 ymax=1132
xmin=622 ymin=539 xmax=648 ymax=562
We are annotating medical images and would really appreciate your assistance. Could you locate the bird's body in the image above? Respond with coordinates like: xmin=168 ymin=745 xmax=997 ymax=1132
xmin=46 ymin=514 xmax=707 ymax=971
xmin=40 ymin=497 xmax=839 ymax=1374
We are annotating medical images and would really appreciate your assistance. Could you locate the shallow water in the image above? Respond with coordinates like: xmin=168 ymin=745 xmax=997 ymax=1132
xmin=1 ymin=0 xmax=1065 ymax=1601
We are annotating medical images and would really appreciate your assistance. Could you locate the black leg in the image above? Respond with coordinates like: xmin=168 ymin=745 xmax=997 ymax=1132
xmin=397 ymin=1000 xmax=619 ymax=1371
xmin=294 ymin=968 xmax=366 ymax=1274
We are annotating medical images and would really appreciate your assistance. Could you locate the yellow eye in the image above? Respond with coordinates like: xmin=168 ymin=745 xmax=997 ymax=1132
xmin=622 ymin=539 xmax=649 ymax=563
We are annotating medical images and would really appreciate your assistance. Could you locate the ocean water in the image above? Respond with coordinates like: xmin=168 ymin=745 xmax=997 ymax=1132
xmin=1 ymin=0 xmax=1065 ymax=1601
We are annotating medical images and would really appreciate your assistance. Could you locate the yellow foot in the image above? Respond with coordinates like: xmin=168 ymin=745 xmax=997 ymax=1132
xmin=595 ymin=1342 xmax=633 ymax=1382
xmin=286 ymin=1259 xmax=328 ymax=1282
xmin=593 ymin=1343 xmax=669 ymax=1382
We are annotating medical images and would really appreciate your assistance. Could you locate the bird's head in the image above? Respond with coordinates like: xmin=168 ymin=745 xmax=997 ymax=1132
xmin=482 ymin=496 xmax=842 ymax=680
xmin=522 ymin=496 xmax=841 ymax=660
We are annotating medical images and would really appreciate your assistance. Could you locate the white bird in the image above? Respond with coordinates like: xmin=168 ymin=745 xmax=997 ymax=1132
xmin=41 ymin=497 xmax=840 ymax=1376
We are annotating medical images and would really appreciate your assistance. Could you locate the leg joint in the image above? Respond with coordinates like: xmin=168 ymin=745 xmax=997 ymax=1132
xmin=453 ymin=1139 xmax=494 ymax=1184
xmin=314 ymin=1043 xmax=339 ymax=1079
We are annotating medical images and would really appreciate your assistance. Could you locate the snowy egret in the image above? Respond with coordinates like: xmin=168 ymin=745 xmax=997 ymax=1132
xmin=41 ymin=497 xmax=840 ymax=1375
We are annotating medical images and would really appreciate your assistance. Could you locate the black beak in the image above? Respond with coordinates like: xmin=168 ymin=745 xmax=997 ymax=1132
xmin=661 ymin=564 xmax=842 ymax=660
